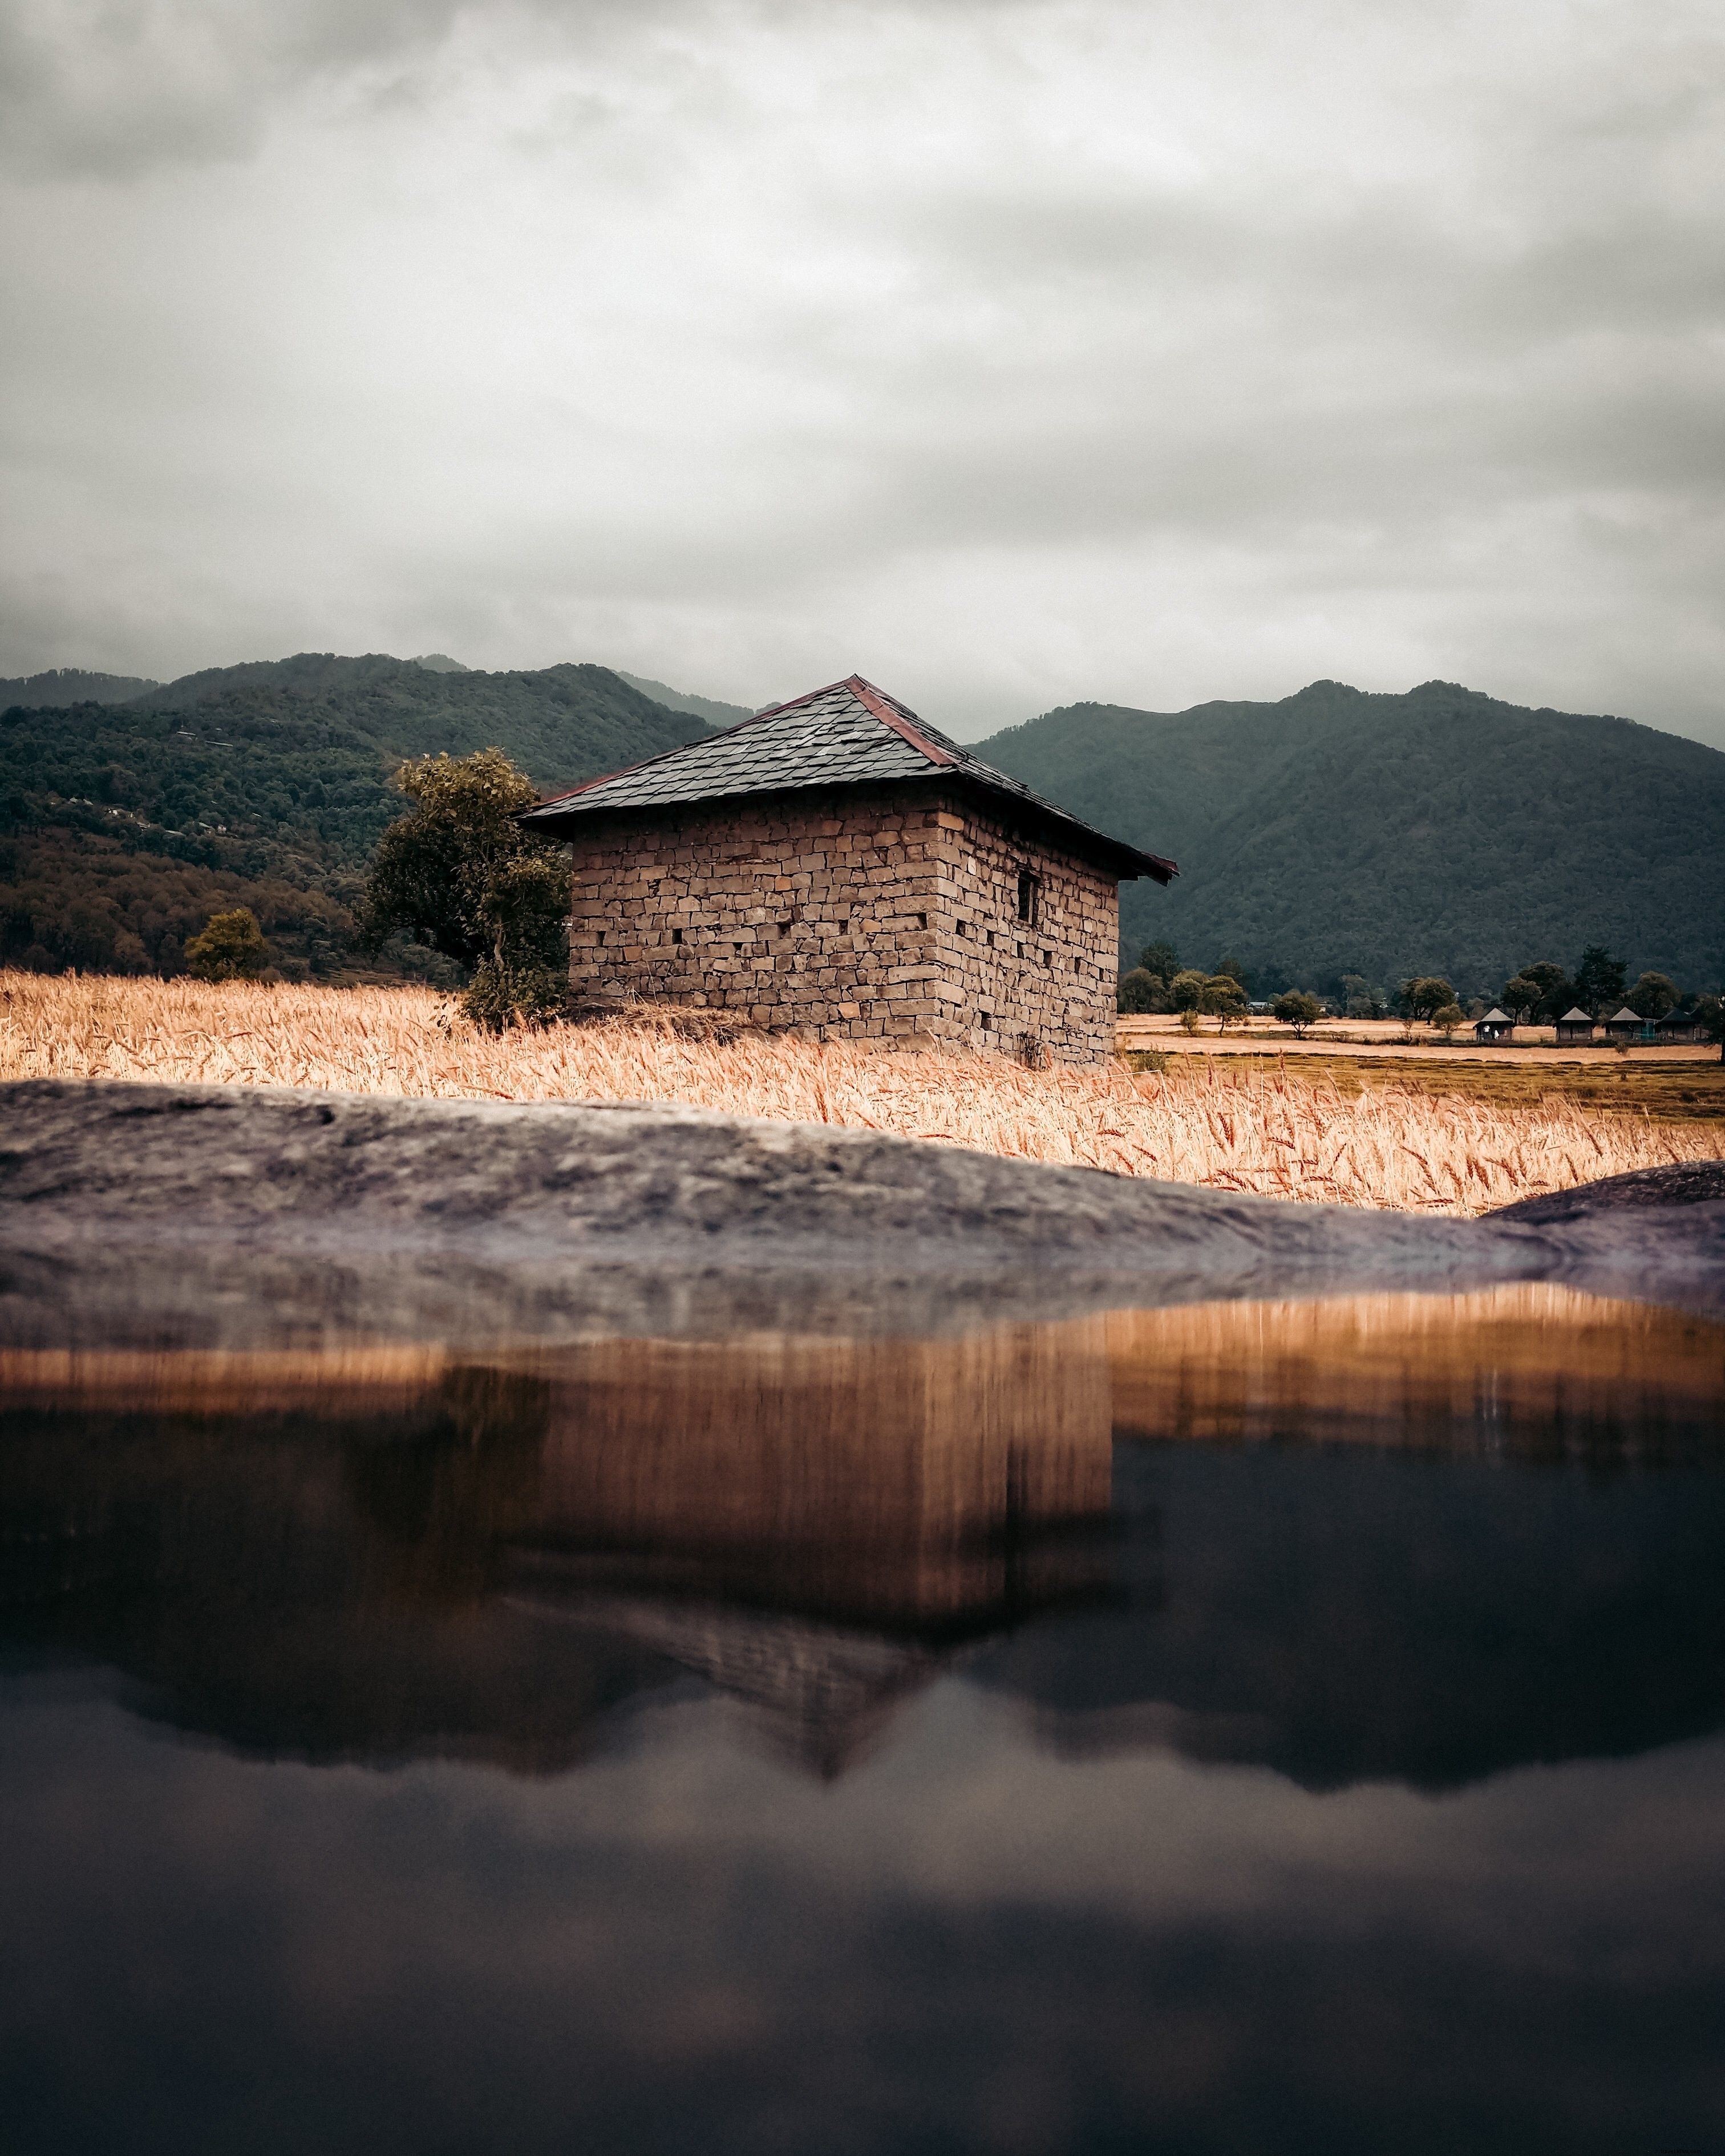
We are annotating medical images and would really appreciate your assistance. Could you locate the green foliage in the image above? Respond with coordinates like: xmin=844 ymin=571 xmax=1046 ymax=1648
xmin=0 ymin=653 xmax=700 ymax=980
xmin=1116 ymin=966 xmax=1164 ymax=1014
xmin=1137 ymin=939 xmax=1180 ymax=981
xmin=1169 ymin=967 xmax=1208 ymax=1011
xmin=1431 ymin=1002 xmax=1466 ymax=1038
xmin=1400 ymin=975 xmax=1456 ymax=1022
xmin=362 ymin=751 xmax=569 ymax=1032
xmin=973 ymin=679 xmax=1725 ymax=994
xmin=1504 ymin=959 xmax=1572 ymax=1020
xmin=1573 ymin=944 xmax=1627 ymax=1016
xmin=463 ymin=957 xmax=568 ymax=1033
xmin=1211 ymin=953 xmax=1250 ymax=990
xmin=184 ymin=907 xmax=266 ymax=980
xmin=1272 ymin=990 xmax=1323 ymax=1036
xmin=1202 ymin=972 xmax=1248 ymax=1026
xmin=1340 ymin=973 xmax=1384 ymax=1019
xmin=1501 ymin=974 xmax=1545 ymax=1024
xmin=1626 ymin=971 xmax=1679 ymax=1020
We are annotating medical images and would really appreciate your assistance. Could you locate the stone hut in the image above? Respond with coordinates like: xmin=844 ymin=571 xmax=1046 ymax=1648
xmin=1554 ymin=1006 xmax=1596 ymax=1045
xmin=1473 ymin=1007 xmax=1514 ymax=1044
xmin=519 ymin=673 xmax=1176 ymax=1065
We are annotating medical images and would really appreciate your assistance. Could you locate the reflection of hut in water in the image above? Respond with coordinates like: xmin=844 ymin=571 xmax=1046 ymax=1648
xmin=506 ymin=1322 xmax=1117 ymax=1771
xmin=0 ymin=1322 xmax=1116 ymax=1779
xmin=1473 ymin=1007 xmax=1514 ymax=1044
xmin=1554 ymin=1006 xmax=1596 ymax=1044
xmin=528 ymin=1324 xmax=1113 ymax=1628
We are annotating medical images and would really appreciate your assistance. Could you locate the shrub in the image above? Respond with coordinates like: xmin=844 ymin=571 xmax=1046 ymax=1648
xmin=462 ymin=957 xmax=566 ymax=1034
xmin=184 ymin=907 xmax=265 ymax=982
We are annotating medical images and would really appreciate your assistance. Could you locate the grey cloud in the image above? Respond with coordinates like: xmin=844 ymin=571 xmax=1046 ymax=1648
xmin=0 ymin=0 xmax=1720 ymax=745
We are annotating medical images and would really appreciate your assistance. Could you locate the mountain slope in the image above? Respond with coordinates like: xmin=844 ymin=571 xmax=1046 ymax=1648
xmin=617 ymin=671 xmax=752 ymax=728
xmin=2 ymin=667 xmax=162 ymax=707
xmin=973 ymin=680 xmax=1725 ymax=996
xmin=1 ymin=654 xmax=704 ymax=980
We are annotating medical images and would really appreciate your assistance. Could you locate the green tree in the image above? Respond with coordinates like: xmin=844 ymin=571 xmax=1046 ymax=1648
xmin=184 ymin=906 xmax=266 ymax=981
xmin=1138 ymin=940 xmax=1180 ymax=981
xmin=1340 ymin=973 xmax=1383 ymax=1019
xmin=1169 ymin=968 xmax=1209 ymax=1012
xmin=1116 ymin=967 xmax=1164 ymax=1014
xmin=1501 ymin=974 xmax=1544 ymax=1024
xmin=1212 ymin=953 xmax=1250 ymax=991
xmin=1400 ymin=975 xmax=1456 ymax=1023
xmin=1573 ymin=945 xmax=1627 ymax=1017
xmin=1203 ymin=973 xmax=1248 ymax=1028
xmin=1272 ymin=990 xmax=1323 ymax=1037
xmin=362 ymin=748 xmax=568 ymax=1028
xmin=1694 ymin=995 xmax=1724 ymax=1063
xmin=1503 ymin=959 xmax=1571 ymax=1022
xmin=1432 ymin=1001 xmax=1465 ymax=1039
xmin=1626 ymin=970 xmax=1679 ymax=1020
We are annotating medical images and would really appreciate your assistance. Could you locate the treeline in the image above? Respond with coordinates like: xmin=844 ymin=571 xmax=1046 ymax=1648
xmin=0 ymin=653 xmax=704 ymax=983
xmin=1117 ymin=940 xmax=1720 ymax=1027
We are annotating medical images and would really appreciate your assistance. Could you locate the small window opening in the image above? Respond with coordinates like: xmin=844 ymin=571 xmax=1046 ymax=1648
xmin=956 ymin=918 xmax=967 ymax=938
xmin=672 ymin=927 xmax=683 ymax=945
xmin=778 ymin=919 xmax=791 ymax=935
xmin=1017 ymin=872 xmax=1040 ymax=926
xmin=986 ymin=929 xmax=995 ymax=949
xmin=597 ymin=931 xmax=606 ymax=946
xmin=918 ymin=913 xmax=928 ymax=930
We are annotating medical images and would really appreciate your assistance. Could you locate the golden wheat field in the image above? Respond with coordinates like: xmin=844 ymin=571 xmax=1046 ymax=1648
xmin=2 ymin=969 xmax=1716 ymax=1216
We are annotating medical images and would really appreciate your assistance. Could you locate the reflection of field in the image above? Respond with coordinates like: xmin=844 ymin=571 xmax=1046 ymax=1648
xmin=1108 ymin=1283 xmax=1725 ymax=1455
xmin=6 ymin=967 xmax=1718 ymax=1212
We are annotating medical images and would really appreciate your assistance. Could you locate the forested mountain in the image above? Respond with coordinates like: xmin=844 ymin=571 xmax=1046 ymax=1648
xmin=1 ymin=654 xmax=705 ymax=981
xmin=617 ymin=671 xmax=756 ymax=728
xmin=0 ymin=668 xmax=161 ymax=707
xmin=974 ymin=680 xmax=1725 ymax=998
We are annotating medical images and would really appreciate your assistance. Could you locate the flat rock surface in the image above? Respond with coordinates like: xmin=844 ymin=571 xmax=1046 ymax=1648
xmin=2 ymin=1080 xmax=1720 ymax=1347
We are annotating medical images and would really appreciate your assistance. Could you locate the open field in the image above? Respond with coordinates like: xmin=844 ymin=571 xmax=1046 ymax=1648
xmin=5 ymin=971 xmax=1718 ymax=1217
xmin=1119 ymin=1045 xmax=1725 ymax=1125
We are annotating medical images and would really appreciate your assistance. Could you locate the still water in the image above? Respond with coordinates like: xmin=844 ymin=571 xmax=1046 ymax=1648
xmin=3 ymin=1284 xmax=1723 ymax=2154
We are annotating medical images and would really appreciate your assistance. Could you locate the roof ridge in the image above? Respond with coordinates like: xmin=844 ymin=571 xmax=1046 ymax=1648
xmin=845 ymin=675 xmax=958 ymax=769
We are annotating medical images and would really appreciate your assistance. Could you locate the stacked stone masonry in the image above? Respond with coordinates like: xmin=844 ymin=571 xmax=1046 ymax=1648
xmin=565 ymin=785 xmax=1121 ymax=1064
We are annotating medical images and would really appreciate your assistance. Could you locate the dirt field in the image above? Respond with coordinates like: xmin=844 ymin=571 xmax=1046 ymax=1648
xmin=4 ymin=969 xmax=1719 ymax=1217
xmin=1119 ymin=1045 xmax=1723 ymax=1125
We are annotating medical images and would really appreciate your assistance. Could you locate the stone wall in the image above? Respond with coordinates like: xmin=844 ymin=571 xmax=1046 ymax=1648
xmin=564 ymin=784 xmax=1124 ymax=1063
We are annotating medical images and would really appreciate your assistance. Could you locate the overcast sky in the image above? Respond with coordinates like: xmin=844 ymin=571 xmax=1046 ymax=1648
xmin=3 ymin=0 xmax=1722 ymax=744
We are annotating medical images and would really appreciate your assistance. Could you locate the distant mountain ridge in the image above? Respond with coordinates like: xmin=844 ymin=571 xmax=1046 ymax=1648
xmin=973 ymin=679 xmax=1725 ymax=996
xmin=1 ymin=651 xmax=705 ymax=982
xmin=617 ymin=671 xmax=753 ymax=728
xmin=2 ymin=667 xmax=162 ymax=707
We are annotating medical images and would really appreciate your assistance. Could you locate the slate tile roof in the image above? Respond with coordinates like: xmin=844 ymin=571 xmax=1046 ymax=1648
xmin=522 ymin=674 xmax=1176 ymax=882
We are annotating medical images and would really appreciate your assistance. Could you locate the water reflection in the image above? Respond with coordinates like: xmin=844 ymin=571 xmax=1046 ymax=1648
xmin=2 ymin=1286 xmax=1721 ymax=1787
xmin=5 ymin=1287 xmax=1725 ymax=2154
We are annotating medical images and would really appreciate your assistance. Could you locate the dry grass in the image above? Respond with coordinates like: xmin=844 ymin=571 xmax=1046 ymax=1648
xmin=2 ymin=969 xmax=1716 ymax=1216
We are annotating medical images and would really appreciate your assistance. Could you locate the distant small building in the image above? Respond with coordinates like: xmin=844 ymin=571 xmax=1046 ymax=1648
xmin=1554 ymin=1006 xmax=1596 ymax=1045
xmin=1604 ymin=1006 xmax=1647 ymax=1043
xmin=1474 ymin=1007 xmax=1514 ymax=1044
xmin=1655 ymin=1007 xmax=1704 ymax=1044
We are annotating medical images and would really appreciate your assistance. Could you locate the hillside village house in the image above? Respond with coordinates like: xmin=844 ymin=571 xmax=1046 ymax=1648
xmin=519 ymin=674 xmax=1176 ymax=1065
xmin=1554 ymin=1007 xmax=1596 ymax=1044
